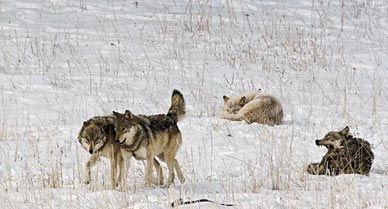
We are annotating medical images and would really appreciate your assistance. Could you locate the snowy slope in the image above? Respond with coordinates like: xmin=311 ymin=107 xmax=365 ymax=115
xmin=0 ymin=0 xmax=387 ymax=208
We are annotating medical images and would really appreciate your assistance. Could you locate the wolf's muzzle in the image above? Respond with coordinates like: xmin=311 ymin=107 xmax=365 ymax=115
xmin=315 ymin=140 xmax=320 ymax=145
xmin=119 ymin=138 xmax=127 ymax=145
xmin=89 ymin=149 xmax=93 ymax=154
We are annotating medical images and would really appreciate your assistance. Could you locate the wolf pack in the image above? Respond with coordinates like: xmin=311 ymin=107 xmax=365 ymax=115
xmin=77 ymin=89 xmax=374 ymax=191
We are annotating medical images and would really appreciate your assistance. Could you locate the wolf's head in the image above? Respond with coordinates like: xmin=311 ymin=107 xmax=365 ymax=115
xmin=78 ymin=121 xmax=106 ymax=154
xmin=113 ymin=110 xmax=139 ymax=146
xmin=222 ymin=95 xmax=247 ymax=114
xmin=315 ymin=126 xmax=350 ymax=150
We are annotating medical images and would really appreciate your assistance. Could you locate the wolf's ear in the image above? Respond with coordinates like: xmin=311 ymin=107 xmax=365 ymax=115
xmin=223 ymin=95 xmax=230 ymax=102
xmin=112 ymin=111 xmax=120 ymax=117
xmin=124 ymin=110 xmax=133 ymax=119
xmin=340 ymin=126 xmax=350 ymax=136
xmin=238 ymin=96 xmax=246 ymax=106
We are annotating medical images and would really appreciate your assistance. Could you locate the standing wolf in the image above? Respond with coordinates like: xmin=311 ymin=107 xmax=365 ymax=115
xmin=77 ymin=115 xmax=124 ymax=188
xmin=113 ymin=89 xmax=186 ymax=187
xmin=77 ymin=115 xmax=163 ymax=188
xmin=221 ymin=91 xmax=283 ymax=125
xmin=307 ymin=126 xmax=374 ymax=176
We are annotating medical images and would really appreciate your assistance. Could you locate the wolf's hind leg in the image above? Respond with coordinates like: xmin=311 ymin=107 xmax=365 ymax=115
xmin=164 ymin=153 xmax=176 ymax=187
xmin=174 ymin=159 xmax=185 ymax=183
xmin=84 ymin=154 xmax=101 ymax=184
xmin=152 ymin=158 xmax=164 ymax=186
xmin=145 ymin=150 xmax=155 ymax=187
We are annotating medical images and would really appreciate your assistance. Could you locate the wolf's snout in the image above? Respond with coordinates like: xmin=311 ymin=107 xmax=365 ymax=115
xmin=119 ymin=138 xmax=127 ymax=145
xmin=89 ymin=149 xmax=93 ymax=154
xmin=315 ymin=140 xmax=320 ymax=145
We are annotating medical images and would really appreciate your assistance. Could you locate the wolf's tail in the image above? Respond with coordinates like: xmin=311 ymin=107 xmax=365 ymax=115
xmin=167 ymin=89 xmax=186 ymax=122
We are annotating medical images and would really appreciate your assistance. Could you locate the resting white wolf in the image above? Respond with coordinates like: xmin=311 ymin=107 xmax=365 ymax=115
xmin=221 ymin=91 xmax=283 ymax=125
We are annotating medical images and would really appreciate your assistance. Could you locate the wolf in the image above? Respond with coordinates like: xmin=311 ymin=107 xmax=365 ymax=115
xmin=113 ymin=89 xmax=186 ymax=187
xmin=77 ymin=115 xmax=124 ymax=188
xmin=221 ymin=91 xmax=283 ymax=125
xmin=77 ymin=115 xmax=163 ymax=188
xmin=307 ymin=126 xmax=374 ymax=176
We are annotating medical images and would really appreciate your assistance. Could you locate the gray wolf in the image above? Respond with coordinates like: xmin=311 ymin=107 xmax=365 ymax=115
xmin=113 ymin=89 xmax=186 ymax=187
xmin=307 ymin=126 xmax=374 ymax=175
xmin=221 ymin=91 xmax=283 ymax=125
xmin=77 ymin=115 xmax=163 ymax=188
xmin=77 ymin=115 xmax=124 ymax=188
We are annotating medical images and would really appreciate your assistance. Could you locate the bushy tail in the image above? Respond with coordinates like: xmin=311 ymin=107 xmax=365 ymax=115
xmin=167 ymin=89 xmax=186 ymax=122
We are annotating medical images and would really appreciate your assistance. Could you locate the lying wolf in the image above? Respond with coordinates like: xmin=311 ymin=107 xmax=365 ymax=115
xmin=113 ymin=89 xmax=186 ymax=187
xmin=307 ymin=126 xmax=374 ymax=176
xmin=77 ymin=115 xmax=163 ymax=188
xmin=221 ymin=91 xmax=283 ymax=125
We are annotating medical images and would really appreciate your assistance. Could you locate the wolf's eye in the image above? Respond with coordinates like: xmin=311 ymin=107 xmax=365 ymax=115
xmin=120 ymin=127 xmax=127 ymax=132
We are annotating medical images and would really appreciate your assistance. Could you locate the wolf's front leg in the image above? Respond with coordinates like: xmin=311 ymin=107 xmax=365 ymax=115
xmin=145 ymin=150 xmax=154 ymax=187
xmin=221 ymin=112 xmax=243 ymax=121
xmin=115 ymin=154 xmax=124 ymax=188
xmin=110 ymin=154 xmax=118 ymax=189
xmin=84 ymin=154 xmax=101 ymax=184
xmin=119 ymin=150 xmax=132 ymax=190
xmin=307 ymin=163 xmax=325 ymax=175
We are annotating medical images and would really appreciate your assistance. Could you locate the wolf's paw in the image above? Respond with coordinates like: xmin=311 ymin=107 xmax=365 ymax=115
xmin=161 ymin=180 xmax=174 ymax=188
xmin=307 ymin=163 xmax=325 ymax=175
xmin=177 ymin=175 xmax=185 ymax=184
xmin=161 ymin=183 xmax=172 ymax=189
xmin=149 ymin=176 xmax=163 ymax=186
xmin=157 ymin=179 xmax=164 ymax=186
xmin=145 ymin=180 xmax=153 ymax=187
xmin=83 ymin=179 xmax=91 ymax=185
xmin=180 ymin=177 xmax=185 ymax=184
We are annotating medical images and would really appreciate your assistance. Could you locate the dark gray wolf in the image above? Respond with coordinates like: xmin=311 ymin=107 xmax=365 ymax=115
xmin=307 ymin=126 xmax=374 ymax=175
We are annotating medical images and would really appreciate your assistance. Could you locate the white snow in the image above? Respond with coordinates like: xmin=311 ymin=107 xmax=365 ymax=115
xmin=0 ymin=0 xmax=387 ymax=208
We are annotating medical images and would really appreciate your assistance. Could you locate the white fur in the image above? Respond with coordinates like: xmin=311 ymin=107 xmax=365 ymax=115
xmin=332 ymin=140 xmax=345 ymax=149
xmin=119 ymin=126 xmax=138 ymax=145
xmin=133 ymin=146 xmax=147 ymax=159
xmin=79 ymin=137 xmax=90 ymax=151
xmin=222 ymin=92 xmax=283 ymax=125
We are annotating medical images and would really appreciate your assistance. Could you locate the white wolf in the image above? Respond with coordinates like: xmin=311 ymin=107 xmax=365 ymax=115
xmin=221 ymin=91 xmax=283 ymax=125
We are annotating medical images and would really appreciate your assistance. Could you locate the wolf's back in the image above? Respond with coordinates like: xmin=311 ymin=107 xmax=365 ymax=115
xmin=167 ymin=89 xmax=186 ymax=122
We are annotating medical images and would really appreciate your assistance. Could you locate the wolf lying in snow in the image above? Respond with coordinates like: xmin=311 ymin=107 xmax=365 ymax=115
xmin=307 ymin=126 xmax=374 ymax=176
xmin=221 ymin=91 xmax=283 ymax=125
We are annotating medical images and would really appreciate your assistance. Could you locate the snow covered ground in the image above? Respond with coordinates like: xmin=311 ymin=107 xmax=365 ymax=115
xmin=0 ymin=0 xmax=387 ymax=208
